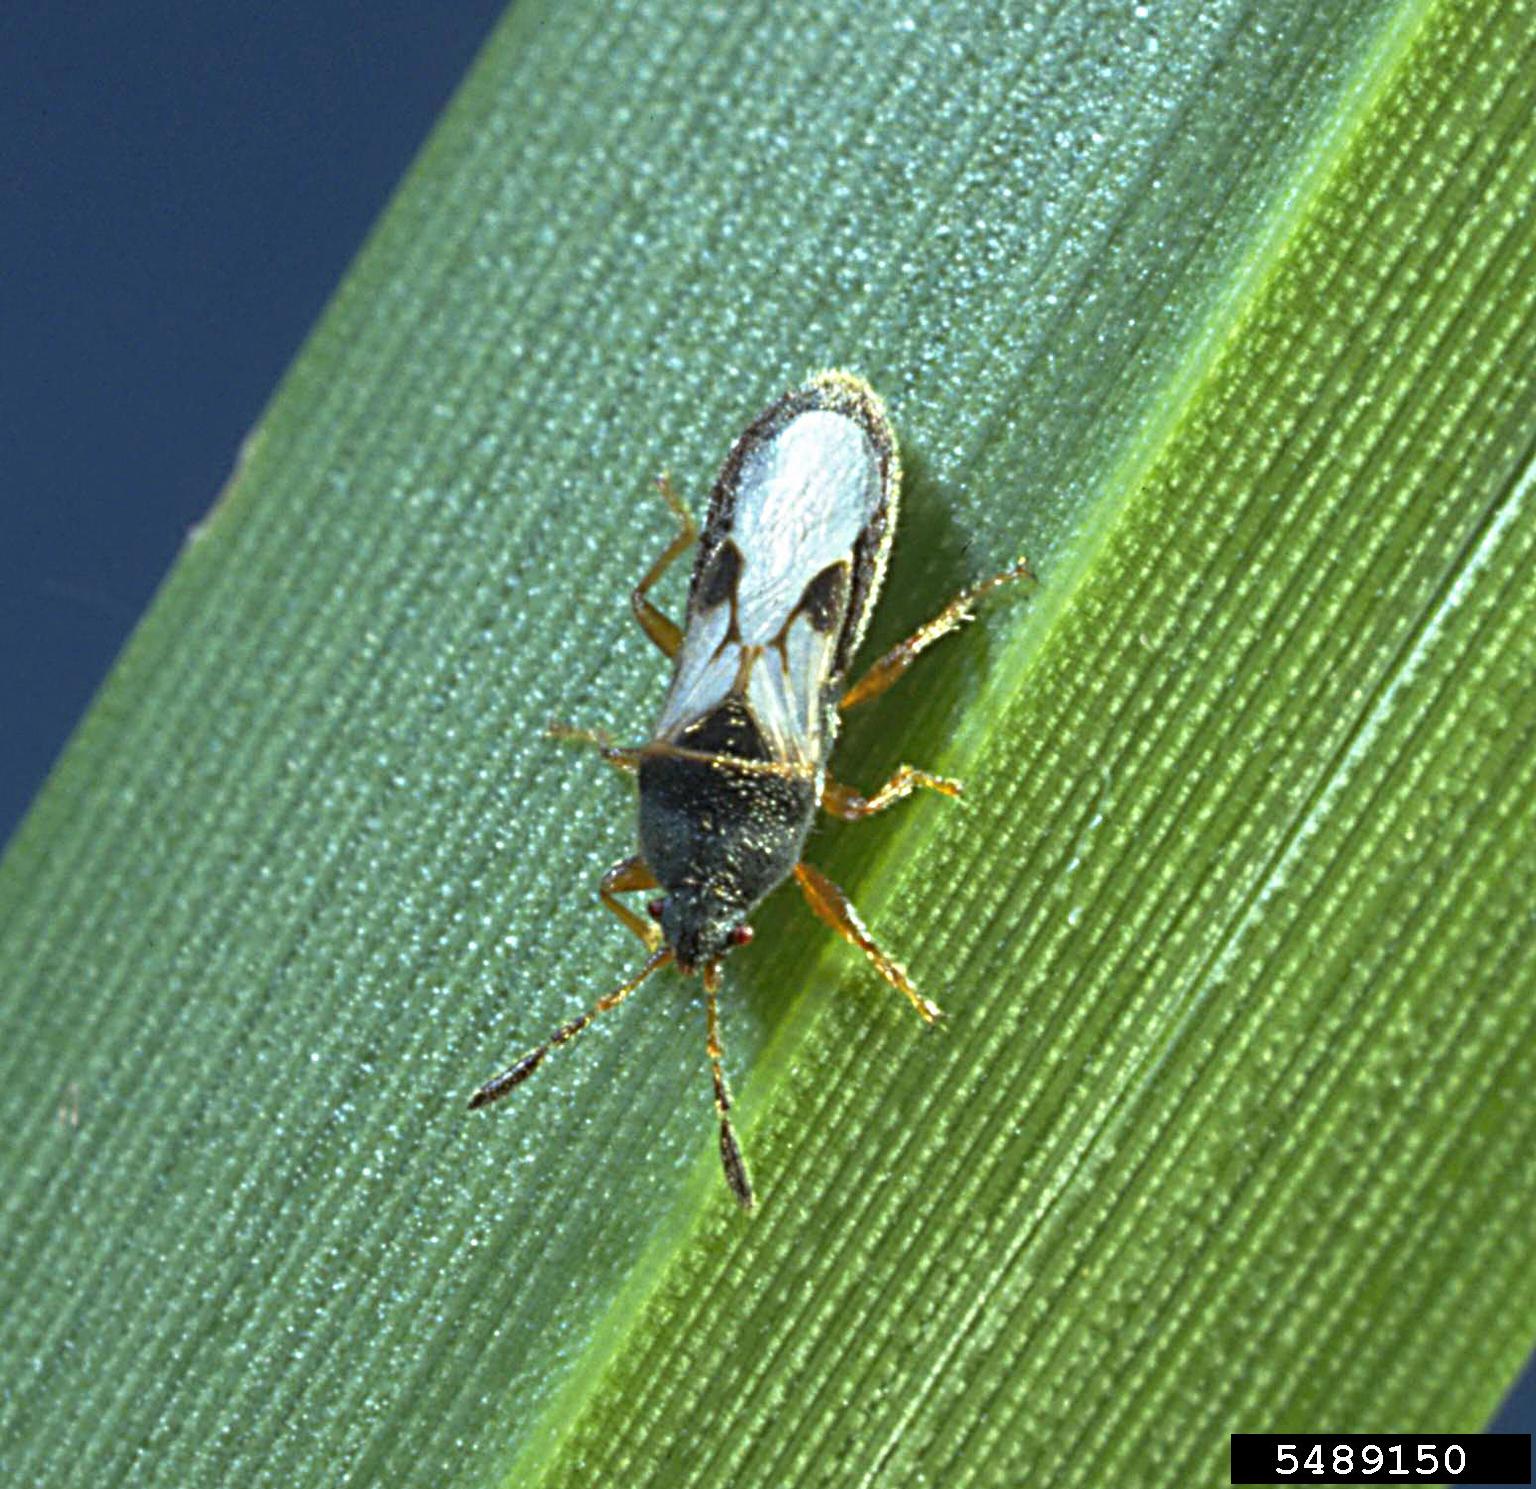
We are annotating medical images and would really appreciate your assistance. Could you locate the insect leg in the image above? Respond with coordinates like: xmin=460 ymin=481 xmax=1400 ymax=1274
xmin=600 ymin=853 xmax=662 ymax=951
xmin=703 ymin=963 xmax=754 ymax=1211
xmin=467 ymin=946 xmax=672 ymax=1110
xmin=821 ymin=765 xmax=963 ymax=821
xmin=631 ymin=472 xmax=698 ymax=659
xmin=839 ymin=556 xmax=1035 ymax=711
xmin=546 ymin=721 xmax=643 ymax=773
xmin=638 ymin=739 xmax=818 ymax=781
xmin=793 ymin=861 xmax=944 ymax=1023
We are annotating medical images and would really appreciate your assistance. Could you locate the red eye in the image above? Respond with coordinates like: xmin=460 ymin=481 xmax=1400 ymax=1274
xmin=728 ymin=924 xmax=754 ymax=947
xmin=647 ymin=899 xmax=665 ymax=921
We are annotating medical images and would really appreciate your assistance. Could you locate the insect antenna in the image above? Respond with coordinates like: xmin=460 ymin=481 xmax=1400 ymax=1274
xmin=468 ymin=946 xmax=672 ymax=1110
xmin=703 ymin=963 xmax=755 ymax=1211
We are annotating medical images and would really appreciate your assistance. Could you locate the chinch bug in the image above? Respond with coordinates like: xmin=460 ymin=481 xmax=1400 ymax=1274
xmin=469 ymin=371 xmax=1032 ymax=1209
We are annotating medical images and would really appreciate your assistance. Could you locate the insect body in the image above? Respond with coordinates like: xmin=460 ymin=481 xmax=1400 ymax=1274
xmin=470 ymin=371 xmax=1032 ymax=1209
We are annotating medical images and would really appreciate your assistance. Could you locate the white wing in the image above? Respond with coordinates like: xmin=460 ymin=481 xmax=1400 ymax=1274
xmin=655 ymin=597 xmax=738 ymax=741
xmin=742 ymin=608 xmax=839 ymax=766
xmin=730 ymin=411 xmax=881 ymax=643
xmin=655 ymin=408 xmax=883 ymax=762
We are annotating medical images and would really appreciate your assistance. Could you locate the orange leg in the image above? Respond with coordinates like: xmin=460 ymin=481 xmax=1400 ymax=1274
xmin=793 ymin=861 xmax=943 ymax=1023
xmin=704 ymin=964 xmax=754 ymax=1210
xmin=547 ymin=721 xmax=643 ymax=773
xmin=821 ymin=765 xmax=962 ymax=821
xmin=839 ymin=556 xmax=1035 ymax=711
xmin=640 ymin=738 xmax=817 ymax=782
xmin=632 ymin=472 xmax=697 ymax=659
xmin=601 ymin=854 xmax=661 ymax=951
xmin=468 ymin=946 xmax=672 ymax=1109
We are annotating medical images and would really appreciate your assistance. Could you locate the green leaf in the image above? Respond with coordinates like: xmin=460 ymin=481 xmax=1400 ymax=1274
xmin=3 ymin=0 xmax=1533 ymax=1484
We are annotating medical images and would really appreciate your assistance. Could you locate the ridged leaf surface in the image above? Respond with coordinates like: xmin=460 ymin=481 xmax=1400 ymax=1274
xmin=2 ymin=1 xmax=1533 ymax=1485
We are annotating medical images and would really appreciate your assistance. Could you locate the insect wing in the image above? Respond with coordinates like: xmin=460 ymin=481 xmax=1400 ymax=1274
xmin=656 ymin=382 xmax=897 ymax=767
xmin=740 ymin=578 xmax=847 ymax=767
xmin=654 ymin=563 xmax=736 ymax=729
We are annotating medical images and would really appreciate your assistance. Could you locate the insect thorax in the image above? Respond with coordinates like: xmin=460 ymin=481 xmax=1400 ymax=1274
xmin=638 ymin=699 xmax=818 ymax=966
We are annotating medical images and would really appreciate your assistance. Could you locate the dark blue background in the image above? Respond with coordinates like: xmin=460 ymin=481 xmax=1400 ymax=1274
xmin=0 ymin=2 xmax=503 ymax=843
xmin=0 ymin=1 xmax=1530 ymax=1461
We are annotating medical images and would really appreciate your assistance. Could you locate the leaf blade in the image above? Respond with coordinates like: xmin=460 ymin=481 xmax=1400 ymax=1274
xmin=2 ymin=1 xmax=1533 ymax=1486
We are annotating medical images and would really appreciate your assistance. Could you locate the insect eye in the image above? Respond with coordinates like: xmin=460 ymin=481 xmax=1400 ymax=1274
xmin=647 ymin=899 xmax=666 ymax=921
xmin=728 ymin=923 xmax=754 ymax=947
